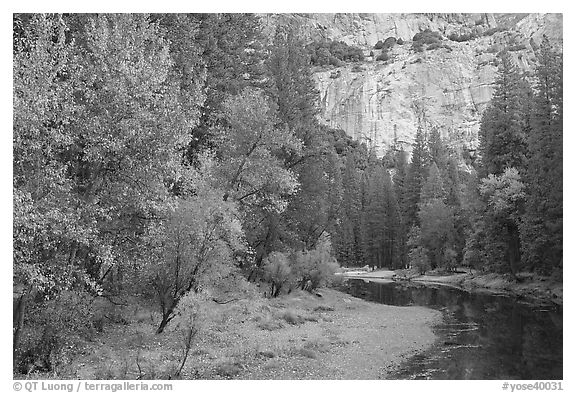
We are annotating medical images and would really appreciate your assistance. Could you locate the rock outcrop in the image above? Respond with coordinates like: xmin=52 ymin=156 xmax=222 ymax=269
xmin=264 ymin=13 xmax=562 ymax=159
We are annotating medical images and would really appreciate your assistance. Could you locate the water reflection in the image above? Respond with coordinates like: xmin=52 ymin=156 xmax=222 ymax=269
xmin=346 ymin=280 xmax=563 ymax=380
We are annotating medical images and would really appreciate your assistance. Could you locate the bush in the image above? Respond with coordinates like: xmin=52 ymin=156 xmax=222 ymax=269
xmin=448 ymin=32 xmax=477 ymax=42
xmin=307 ymin=39 xmax=364 ymax=66
xmin=409 ymin=246 xmax=431 ymax=275
xmin=376 ymin=51 xmax=389 ymax=61
xmin=413 ymin=29 xmax=443 ymax=45
xmin=291 ymin=236 xmax=340 ymax=291
xmin=384 ymin=37 xmax=397 ymax=48
xmin=262 ymin=252 xmax=292 ymax=297
xmin=483 ymin=26 xmax=506 ymax=36
xmin=507 ymin=44 xmax=526 ymax=51
xmin=426 ymin=42 xmax=443 ymax=51
xmin=412 ymin=41 xmax=424 ymax=52
xmin=374 ymin=40 xmax=384 ymax=49
xmin=397 ymin=38 xmax=405 ymax=45
xmin=280 ymin=309 xmax=304 ymax=325
xmin=215 ymin=361 xmax=243 ymax=378
xmin=15 ymin=290 xmax=96 ymax=375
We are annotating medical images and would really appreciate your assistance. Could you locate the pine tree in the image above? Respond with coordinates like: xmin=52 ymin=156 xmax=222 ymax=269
xmin=478 ymin=52 xmax=532 ymax=176
xmin=393 ymin=149 xmax=409 ymax=267
xmin=428 ymin=127 xmax=449 ymax=170
xmin=335 ymin=154 xmax=363 ymax=266
xmin=267 ymin=23 xmax=319 ymax=146
xmin=404 ymin=126 xmax=430 ymax=227
xmin=420 ymin=162 xmax=445 ymax=205
xmin=382 ymin=170 xmax=402 ymax=268
xmin=521 ymin=36 xmax=563 ymax=274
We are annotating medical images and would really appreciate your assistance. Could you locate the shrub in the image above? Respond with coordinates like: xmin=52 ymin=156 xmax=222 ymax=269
xmin=280 ymin=310 xmax=304 ymax=325
xmin=374 ymin=40 xmax=384 ymax=49
xmin=383 ymin=36 xmax=397 ymax=48
xmin=426 ymin=42 xmax=443 ymax=51
xmin=507 ymin=44 xmax=526 ymax=51
xmin=295 ymin=348 xmax=317 ymax=359
xmin=262 ymin=252 xmax=292 ymax=297
xmin=329 ymin=56 xmax=343 ymax=67
xmin=376 ymin=51 xmax=389 ymax=61
xmin=15 ymin=290 xmax=96 ymax=375
xmin=413 ymin=29 xmax=443 ymax=45
xmin=307 ymin=39 xmax=364 ymax=66
xmin=412 ymin=42 xmax=424 ymax=52
xmin=215 ymin=361 xmax=243 ymax=378
xmin=397 ymin=38 xmax=405 ymax=45
xmin=409 ymin=246 xmax=431 ymax=275
xmin=291 ymin=236 xmax=340 ymax=291
xmin=448 ymin=32 xmax=477 ymax=42
xmin=483 ymin=26 xmax=506 ymax=36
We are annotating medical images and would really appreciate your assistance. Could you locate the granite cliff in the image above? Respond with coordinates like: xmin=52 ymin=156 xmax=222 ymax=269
xmin=264 ymin=13 xmax=563 ymax=159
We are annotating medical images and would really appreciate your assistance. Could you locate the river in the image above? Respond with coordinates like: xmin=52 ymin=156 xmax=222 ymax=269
xmin=345 ymin=279 xmax=563 ymax=380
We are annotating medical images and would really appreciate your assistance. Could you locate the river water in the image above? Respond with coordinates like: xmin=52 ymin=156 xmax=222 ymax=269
xmin=345 ymin=279 xmax=563 ymax=380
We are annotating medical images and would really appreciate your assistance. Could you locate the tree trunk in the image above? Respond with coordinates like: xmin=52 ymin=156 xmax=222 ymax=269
xmin=13 ymin=289 xmax=28 ymax=369
xmin=507 ymin=223 xmax=521 ymax=279
xmin=156 ymin=307 xmax=175 ymax=334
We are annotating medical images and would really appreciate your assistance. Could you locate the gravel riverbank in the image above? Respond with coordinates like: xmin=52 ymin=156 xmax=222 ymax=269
xmin=61 ymin=288 xmax=441 ymax=380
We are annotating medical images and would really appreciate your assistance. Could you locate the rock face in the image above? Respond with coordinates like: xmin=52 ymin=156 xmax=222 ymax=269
xmin=265 ymin=13 xmax=563 ymax=158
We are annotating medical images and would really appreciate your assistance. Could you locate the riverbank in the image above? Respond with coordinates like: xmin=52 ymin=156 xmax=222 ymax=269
xmin=29 ymin=288 xmax=440 ymax=380
xmin=346 ymin=268 xmax=563 ymax=306
xmin=426 ymin=272 xmax=563 ymax=306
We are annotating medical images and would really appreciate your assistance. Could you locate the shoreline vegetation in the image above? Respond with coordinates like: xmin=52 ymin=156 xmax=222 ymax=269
xmin=342 ymin=268 xmax=563 ymax=306
xmin=18 ymin=288 xmax=441 ymax=380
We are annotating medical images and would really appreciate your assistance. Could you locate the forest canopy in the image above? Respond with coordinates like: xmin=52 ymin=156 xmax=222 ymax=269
xmin=12 ymin=14 xmax=562 ymax=377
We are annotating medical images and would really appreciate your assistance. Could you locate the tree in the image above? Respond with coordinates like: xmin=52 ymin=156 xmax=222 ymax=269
xmin=185 ymin=13 xmax=266 ymax=160
xmin=418 ymin=199 xmax=455 ymax=270
xmin=520 ymin=37 xmax=563 ymax=274
xmin=479 ymin=168 xmax=526 ymax=275
xmin=420 ymin=162 xmax=445 ymax=204
xmin=13 ymin=14 xmax=89 ymax=362
xmin=478 ymin=52 xmax=532 ymax=176
xmin=144 ymin=157 xmax=245 ymax=333
xmin=218 ymin=87 xmax=300 ymax=208
xmin=428 ymin=127 xmax=448 ymax=170
xmin=404 ymin=126 xmax=430 ymax=226
xmin=262 ymin=252 xmax=292 ymax=297
xmin=334 ymin=153 xmax=363 ymax=266
xmin=361 ymin=163 xmax=401 ymax=268
xmin=291 ymin=236 xmax=340 ymax=291
xmin=267 ymin=23 xmax=319 ymax=146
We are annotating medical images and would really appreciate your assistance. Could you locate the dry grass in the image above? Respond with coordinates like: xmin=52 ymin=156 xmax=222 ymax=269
xmin=22 ymin=288 xmax=440 ymax=380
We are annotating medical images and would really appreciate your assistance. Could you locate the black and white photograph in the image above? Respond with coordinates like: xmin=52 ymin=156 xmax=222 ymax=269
xmin=11 ymin=9 xmax=564 ymax=387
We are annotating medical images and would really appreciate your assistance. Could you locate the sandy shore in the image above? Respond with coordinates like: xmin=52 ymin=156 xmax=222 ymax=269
xmin=64 ymin=288 xmax=441 ymax=380
xmin=346 ymin=268 xmax=563 ymax=306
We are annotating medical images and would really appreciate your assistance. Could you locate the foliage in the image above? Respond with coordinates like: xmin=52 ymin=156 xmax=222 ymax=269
xmin=418 ymin=199 xmax=455 ymax=270
xmin=412 ymin=29 xmax=443 ymax=52
xmin=483 ymin=26 xmax=507 ymax=36
xmin=376 ymin=51 xmax=389 ymax=61
xmin=479 ymin=52 xmax=531 ymax=176
xmin=15 ymin=291 xmax=95 ymax=374
xmin=404 ymin=127 xmax=430 ymax=227
xmin=409 ymin=246 xmax=430 ymax=275
xmin=448 ymin=32 xmax=477 ymax=42
xmin=218 ymin=87 xmax=300 ymax=211
xmin=307 ymin=39 xmax=364 ymax=66
xmin=144 ymin=160 xmax=245 ymax=332
xmin=262 ymin=252 xmax=292 ymax=297
xmin=291 ymin=236 xmax=340 ymax=291
xmin=520 ymin=37 xmax=563 ymax=274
